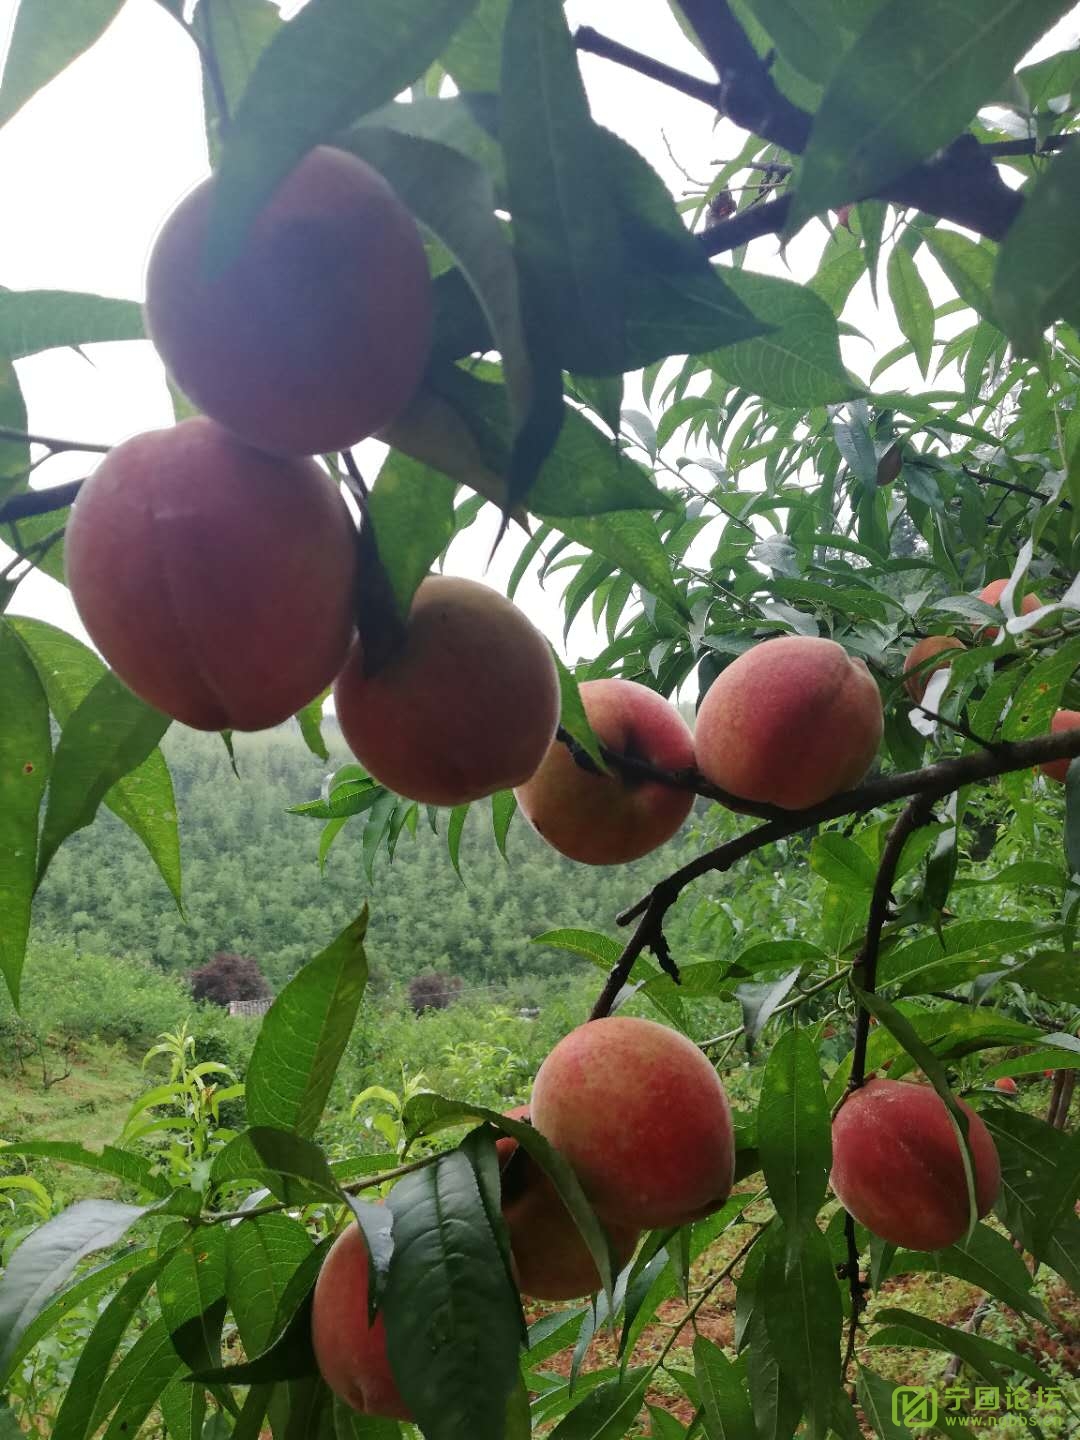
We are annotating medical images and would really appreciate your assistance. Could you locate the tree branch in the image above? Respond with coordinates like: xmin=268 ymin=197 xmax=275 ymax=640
xmin=0 ymin=480 xmax=83 ymax=524
xmin=848 ymin=794 xmax=937 ymax=1090
xmin=593 ymin=726 xmax=1080 ymax=1021
xmin=574 ymin=26 xmax=722 ymax=108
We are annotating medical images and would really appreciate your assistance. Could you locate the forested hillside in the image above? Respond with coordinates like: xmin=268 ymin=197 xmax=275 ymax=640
xmin=29 ymin=721 xmax=700 ymax=991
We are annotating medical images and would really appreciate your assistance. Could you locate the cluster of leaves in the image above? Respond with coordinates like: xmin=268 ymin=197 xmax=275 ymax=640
xmin=5 ymin=0 xmax=1080 ymax=1437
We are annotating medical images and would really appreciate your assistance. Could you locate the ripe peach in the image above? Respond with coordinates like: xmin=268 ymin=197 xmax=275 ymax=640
xmin=529 ymin=1017 xmax=734 ymax=1230
xmin=977 ymin=579 xmax=1043 ymax=640
xmin=145 ymin=146 xmax=432 ymax=456
xmin=495 ymin=1107 xmax=639 ymax=1300
xmin=830 ymin=1078 xmax=1001 ymax=1251
xmin=312 ymin=1223 xmax=412 ymax=1421
xmin=513 ymin=678 xmax=694 ymax=865
xmin=1039 ymin=709 xmax=1080 ymax=783
xmin=694 ymin=636 xmax=883 ymax=810
xmin=334 ymin=576 xmax=559 ymax=806
xmin=65 ymin=417 xmax=356 ymax=730
xmin=993 ymin=1076 xmax=1018 ymax=1095
xmin=903 ymin=635 xmax=964 ymax=704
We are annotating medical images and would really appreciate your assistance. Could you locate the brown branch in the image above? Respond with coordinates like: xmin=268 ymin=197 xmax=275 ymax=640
xmin=574 ymin=26 xmax=722 ymax=109
xmin=0 ymin=480 xmax=83 ymax=524
xmin=961 ymin=464 xmax=1072 ymax=512
xmin=848 ymin=794 xmax=937 ymax=1090
xmin=841 ymin=1212 xmax=867 ymax=1382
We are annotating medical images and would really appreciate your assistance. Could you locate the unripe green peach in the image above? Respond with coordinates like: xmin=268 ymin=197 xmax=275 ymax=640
xmin=1039 ymin=709 xmax=1080 ymax=783
xmin=334 ymin=576 xmax=560 ymax=806
xmin=514 ymin=678 xmax=694 ymax=865
xmin=311 ymin=1224 xmax=412 ymax=1421
xmin=495 ymin=1107 xmax=639 ymax=1300
xmin=145 ymin=147 xmax=432 ymax=455
xmin=830 ymin=1078 xmax=1001 ymax=1251
xmin=694 ymin=636 xmax=883 ymax=810
xmin=903 ymin=635 xmax=964 ymax=703
xmin=65 ymin=417 xmax=356 ymax=731
xmin=529 ymin=1017 xmax=735 ymax=1230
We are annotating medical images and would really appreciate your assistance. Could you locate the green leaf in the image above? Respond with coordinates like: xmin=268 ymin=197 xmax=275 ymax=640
xmin=887 ymin=247 xmax=933 ymax=377
xmin=296 ymin=690 xmax=330 ymax=763
xmin=446 ymin=802 xmax=469 ymax=881
xmin=245 ymin=909 xmax=369 ymax=1137
xmin=196 ymin=1241 xmax=327 ymax=1385
xmin=0 ymin=0 xmax=124 ymax=130
xmin=995 ymin=139 xmax=1080 ymax=352
xmin=367 ymin=452 xmax=456 ymax=620
xmin=761 ymin=1224 xmax=841 ymax=1440
xmin=491 ymin=790 xmax=516 ymax=859
xmin=744 ymin=1305 xmax=804 ymax=1439
xmin=0 ymin=1140 xmax=171 ymax=1197
xmin=888 ymin=1224 xmax=1046 ymax=1321
xmin=208 ymin=0 xmax=480 ymax=267
xmin=757 ymin=1029 xmax=831 ymax=1238
xmin=0 ymin=620 xmax=50 ymax=1004
xmin=226 ymin=1213 xmax=314 ymax=1358
xmin=707 ymin=269 xmax=861 ymax=406
xmin=920 ymin=229 xmax=996 ymax=323
xmin=334 ymin=1395 xmax=403 ymax=1440
xmin=531 ymin=927 xmax=622 ymax=970
xmin=0 ymin=290 xmax=144 ymax=358
xmin=810 ymin=833 xmax=876 ymax=890
xmin=0 ymin=1201 xmax=150 ymax=1380
xmin=553 ymin=653 xmax=608 ymax=773
xmin=10 ymin=617 xmax=182 ymax=911
xmin=441 ymin=0 xmax=508 ymax=89
xmin=856 ymin=1366 xmax=912 ymax=1439
xmin=0 ymin=361 xmax=28 ymax=503
xmin=870 ymin=1307 xmax=1054 ymax=1389
xmin=158 ymin=1228 xmax=228 ymax=1371
xmin=94 ymin=1316 xmax=185 ymax=1440
xmin=693 ymin=1335 xmax=754 ymax=1440
xmin=211 ymin=1128 xmax=344 ymax=1207
xmin=193 ymin=0 xmax=282 ymax=158
xmin=549 ymin=510 xmax=685 ymax=616
xmin=546 ymin=1371 xmax=650 ymax=1440
xmin=382 ymin=1147 xmax=522 ymax=1440
xmin=49 ymin=1256 xmax=169 ymax=1440
xmin=1065 ymin=761 xmax=1080 ymax=875
xmin=159 ymin=1379 xmax=207 ymax=1440
xmin=501 ymin=0 xmax=624 ymax=376
xmin=35 ymin=673 xmax=171 ymax=887
xmin=787 ymin=0 xmax=1075 ymax=232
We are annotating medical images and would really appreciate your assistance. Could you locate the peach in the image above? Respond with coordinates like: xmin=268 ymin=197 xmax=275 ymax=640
xmin=993 ymin=1076 xmax=1018 ymax=1095
xmin=311 ymin=1223 xmax=412 ymax=1421
xmin=145 ymin=146 xmax=432 ymax=455
xmin=831 ymin=1078 xmax=1001 ymax=1251
xmin=495 ymin=1107 xmax=639 ymax=1300
xmin=903 ymin=635 xmax=964 ymax=704
xmin=513 ymin=678 xmax=694 ymax=865
xmin=334 ymin=576 xmax=559 ymax=806
xmin=977 ymin=579 xmax=1043 ymax=640
xmin=694 ymin=636 xmax=883 ymax=810
xmin=1039 ymin=709 xmax=1080 ymax=783
xmin=65 ymin=417 xmax=356 ymax=730
xmin=529 ymin=1017 xmax=734 ymax=1230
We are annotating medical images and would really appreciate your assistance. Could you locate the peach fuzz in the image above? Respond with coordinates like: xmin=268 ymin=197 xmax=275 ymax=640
xmin=495 ymin=1107 xmax=639 ymax=1300
xmin=145 ymin=146 xmax=432 ymax=456
xmin=514 ymin=678 xmax=694 ymax=865
xmin=311 ymin=1223 xmax=412 ymax=1421
xmin=903 ymin=635 xmax=965 ymax=704
xmin=830 ymin=1078 xmax=1001 ymax=1251
xmin=694 ymin=635 xmax=883 ymax=810
xmin=65 ymin=417 xmax=356 ymax=731
xmin=976 ymin=578 xmax=1043 ymax=640
xmin=334 ymin=575 xmax=559 ymax=807
xmin=529 ymin=1017 xmax=734 ymax=1230
xmin=1039 ymin=709 xmax=1080 ymax=783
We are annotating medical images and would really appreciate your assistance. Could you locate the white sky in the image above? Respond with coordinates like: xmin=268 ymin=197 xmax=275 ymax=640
xmin=1 ymin=0 xmax=1078 ymax=668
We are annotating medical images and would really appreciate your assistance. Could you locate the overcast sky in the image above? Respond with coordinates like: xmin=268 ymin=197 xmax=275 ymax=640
xmin=1 ymin=0 xmax=1077 ymax=667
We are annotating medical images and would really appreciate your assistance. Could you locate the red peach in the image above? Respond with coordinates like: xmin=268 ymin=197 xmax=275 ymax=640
xmin=977 ymin=579 xmax=1043 ymax=640
xmin=529 ymin=1017 xmax=734 ymax=1230
xmin=334 ymin=576 xmax=559 ymax=806
xmin=1039 ymin=709 xmax=1080 ymax=783
xmin=831 ymin=1078 xmax=1001 ymax=1251
xmin=65 ymin=417 xmax=356 ymax=730
xmin=311 ymin=1224 xmax=412 ymax=1421
xmin=495 ymin=1107 xmax=639 ymax=1300
xmin=994 ymin=1077 xmax=1018 ymax=1095
xmin=145 ymin=147 xmax=432 ymax=455
xmin=903 ymin=636 xmax=965 ymax=704
xmin=514 ymin=678 xmax=694 ymax=865
xmin=694 ymin=636 xmax=883 ymax=810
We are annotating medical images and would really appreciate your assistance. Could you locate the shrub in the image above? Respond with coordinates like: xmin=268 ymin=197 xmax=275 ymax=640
xmin=407 ymin=972 xmax=463 ymax=1015
xmin=190 ymin=953 xmax=271 ymax=1007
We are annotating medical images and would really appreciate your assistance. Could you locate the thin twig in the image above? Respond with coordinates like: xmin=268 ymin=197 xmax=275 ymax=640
xmin=0 ymin=480 xmax=83 ymax=524
xmin=0 ymin=426 xmax=109 ymax=456
xmin=200 ymin=1153 xmax=438 ymax=1224
xmin=574 ymin=26 xmax=721 ymax=109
